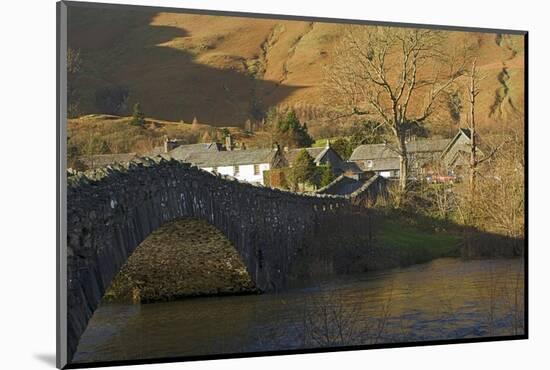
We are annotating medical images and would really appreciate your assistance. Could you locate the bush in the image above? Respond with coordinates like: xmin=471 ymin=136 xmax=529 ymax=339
xmin=130 ymin=103 xmax=145 ymax=126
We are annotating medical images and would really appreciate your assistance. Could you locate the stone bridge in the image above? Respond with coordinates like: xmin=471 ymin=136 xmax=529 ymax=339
xmin=65 ymin=157 xmax=374 ymax=361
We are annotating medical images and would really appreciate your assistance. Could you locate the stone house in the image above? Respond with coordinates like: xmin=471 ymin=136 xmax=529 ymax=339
xmin=284 ymin=141 xmax=345 ymax=174
xmin=184 ymin=147 xmax=287 ymax=185
xmin=348 ymin=128 xmax=476 ymax=179
xmin=439 ymin=128 xmax=483 ymax=172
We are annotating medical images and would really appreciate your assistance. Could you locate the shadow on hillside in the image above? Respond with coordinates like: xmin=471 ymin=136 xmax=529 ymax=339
xmin=67 ymin=4 xmax=303 ymax=125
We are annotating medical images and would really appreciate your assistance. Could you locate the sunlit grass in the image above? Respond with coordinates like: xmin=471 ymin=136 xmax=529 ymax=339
xmin=378 ymin=219 xmax=461 ymax=258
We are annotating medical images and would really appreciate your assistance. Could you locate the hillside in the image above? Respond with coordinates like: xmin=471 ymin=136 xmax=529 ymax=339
xmin=67 ymin=114 xmax=273 ymax=160
xmin=67 ymin=4 xmax=525 ymax=132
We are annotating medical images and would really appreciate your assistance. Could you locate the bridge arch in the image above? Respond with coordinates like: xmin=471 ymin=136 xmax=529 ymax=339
xmin=104 ymin=216 xmax=257 ymax=302
xmin=66 ymin=157 xmax=370 ymax=361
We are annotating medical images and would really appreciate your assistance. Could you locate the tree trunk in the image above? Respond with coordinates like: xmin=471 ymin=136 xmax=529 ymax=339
xmin=397 ymin=135 xmax=408 ymax=192
xmin=469 ymin=60 xmax=478 ymax=199
xmin=399 ymin=155 xmax=408 ymax=191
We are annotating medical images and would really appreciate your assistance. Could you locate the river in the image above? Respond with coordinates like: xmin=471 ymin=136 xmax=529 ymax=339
xmin=72 ymin=258 xmax=525 ymax=364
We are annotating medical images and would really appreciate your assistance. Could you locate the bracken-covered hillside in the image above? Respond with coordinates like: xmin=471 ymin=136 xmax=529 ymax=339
xmin=68 ymin=5 xmax=524 ymax=130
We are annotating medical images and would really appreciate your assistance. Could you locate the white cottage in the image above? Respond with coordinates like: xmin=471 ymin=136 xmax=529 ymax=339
xmin=184 ymin=147 xmax=287 ymax=185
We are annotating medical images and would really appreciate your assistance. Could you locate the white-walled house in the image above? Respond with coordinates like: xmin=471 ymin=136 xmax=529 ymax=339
xmin=185 ymin=147 xmax=287 ymax=185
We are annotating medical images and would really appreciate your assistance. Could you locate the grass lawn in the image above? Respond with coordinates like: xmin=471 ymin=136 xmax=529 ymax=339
xmin=378 ymin=219 xmax=461 ymax=259
xmin=312 ymin=137 xmax=347 ymax=147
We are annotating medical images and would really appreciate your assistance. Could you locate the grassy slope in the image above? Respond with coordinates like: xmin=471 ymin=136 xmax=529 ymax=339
xmin=68 ymin=115 xmax=205 ymax=155
xmin=68 ymin=6 xmax=524 ymax=130
xmin=68 ymin=114 xmax=273 ymax=156
xmin=377 ymin=219 xmax=461 ymax=264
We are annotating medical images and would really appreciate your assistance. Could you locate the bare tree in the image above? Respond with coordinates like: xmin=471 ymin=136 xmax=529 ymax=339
xmin=325 ymin=26 xmax=468 ymax=194
xmin=467 ymin=59 xmax=481 ymax=194
xmin=466 ymin=59 xmax=510 ymax=207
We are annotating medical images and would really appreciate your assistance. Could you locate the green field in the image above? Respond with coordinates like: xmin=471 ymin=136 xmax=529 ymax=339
xmin=378 ymin=219 xmax=461 ymax=259
xmin=312 ymin=137 xmax=347 ymax=147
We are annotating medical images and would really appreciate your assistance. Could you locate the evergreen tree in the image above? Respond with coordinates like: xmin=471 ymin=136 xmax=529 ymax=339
xmin=331 ymin=138 xmax=352 ymax=160
xmin=267 ymin=108 xmax=314 ymax=148
xmin=291 ymin=149 xmax=316 ymax=191
xmin=131 ymin=103 xmax=145 ymax=126
xmin=319 ymin=164 xmax=336 ymax=187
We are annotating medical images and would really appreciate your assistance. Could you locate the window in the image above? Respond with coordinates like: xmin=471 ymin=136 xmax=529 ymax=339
xmin=365 ymin=160 xmax=373 ymax=168
xmin=233 ymin=165 xmax=240 ymax=176
xmin=253 ymin=164 xmax=260 ymax=175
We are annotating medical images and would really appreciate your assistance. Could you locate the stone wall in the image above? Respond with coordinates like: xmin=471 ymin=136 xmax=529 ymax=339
xmin=66 ymin=157 xmax=371 ymax=362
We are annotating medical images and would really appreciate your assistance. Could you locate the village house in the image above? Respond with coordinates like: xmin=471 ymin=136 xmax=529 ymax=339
xmin=164 ymin=135 xmax=287 ymax=185
xmin=184 ymin=146 xmax=287 ymax=185
xmin=165 ymin=141 xmax=223 ymax=161
xmin=348 ymin=128 xmax=477 ymax=180
xmin=439 ymin=128 xmax=482 ymax=171
xmin=284 ymin=141 xmax=345 ymax=175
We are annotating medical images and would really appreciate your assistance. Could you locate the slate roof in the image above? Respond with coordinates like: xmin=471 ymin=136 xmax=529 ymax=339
xmin=349 ymin=138 xmax=450 ymax=162
xmin=185 ymin=148 xmax=278 ymax=167
xmin=339 ymin=161 xmax=363 ymax=174
xmin=167 ymin=142 xmax=222 ymax=161
xmin=316 ymin=174 xmax=387 ymax=197
xmin=405 ymin=139 xmax=451 ymax=153
xmin=349 ymin=144 xmax=400 ymax=162
xmin=317 ymin=176 xmax=366 ymax=195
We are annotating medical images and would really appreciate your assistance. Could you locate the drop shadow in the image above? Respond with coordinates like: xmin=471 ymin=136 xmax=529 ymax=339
xmin=34 ymin=353 xmax=56 ymax=367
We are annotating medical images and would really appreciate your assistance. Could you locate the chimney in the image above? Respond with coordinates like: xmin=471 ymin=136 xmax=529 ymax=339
xmin=225 ymin=134 xmax=233 ymax=151
xmin=325 ymin=139 xmax=330 ymax=149
xmin=164 ymin=137 xmax=177 ymax=153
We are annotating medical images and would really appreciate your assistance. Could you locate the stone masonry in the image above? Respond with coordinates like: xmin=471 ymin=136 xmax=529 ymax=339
xmin=66 ymin=156 xmax=371 ymax=362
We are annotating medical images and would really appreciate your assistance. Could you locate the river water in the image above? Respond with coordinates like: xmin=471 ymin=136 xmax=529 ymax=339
xmin=73 ymin=258 xmax=525 ymax=364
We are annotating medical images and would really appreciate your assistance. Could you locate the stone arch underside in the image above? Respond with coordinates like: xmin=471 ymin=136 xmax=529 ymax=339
xmin=104 ymin=217 xmax=257 ymax=303
xmin=66 ymin=159 xmax=370 ymax=362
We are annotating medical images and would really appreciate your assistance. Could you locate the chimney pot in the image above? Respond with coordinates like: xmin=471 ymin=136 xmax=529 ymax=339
xmin=225 ymin=134 xmax=233 ymax=151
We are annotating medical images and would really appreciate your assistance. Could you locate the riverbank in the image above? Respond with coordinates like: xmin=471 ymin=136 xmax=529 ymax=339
xmin=103 ymin=218 xmax=257 ymax=303
xmin=292 ymin=215 xmax=462 ymax=278
xmin=375 ymin=211 xmax=523 ymax=263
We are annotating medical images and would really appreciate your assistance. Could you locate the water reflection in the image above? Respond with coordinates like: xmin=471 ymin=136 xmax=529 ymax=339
xmin=73 ymin=258 xmax=524 ymax=364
